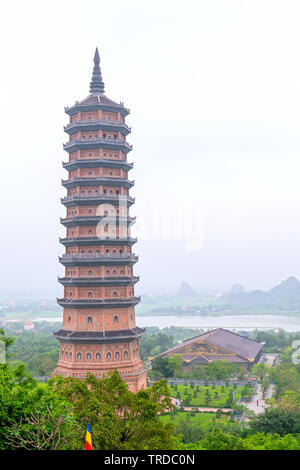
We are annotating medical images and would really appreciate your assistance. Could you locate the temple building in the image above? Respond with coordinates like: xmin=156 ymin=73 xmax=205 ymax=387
xmin=52 ymin=48 xmax=147 ymax=392
xmin=154 ymin=328 xmax=262 ymax=373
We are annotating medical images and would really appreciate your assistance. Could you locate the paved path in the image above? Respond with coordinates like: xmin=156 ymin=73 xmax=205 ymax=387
xmin=183 ymin=406 xmax=233 ymax=413
xmin=169 ymin=397 xmax=233 ymax=413
xmin=243 ymin=383 xmax=275 ymax=416
xmin=259 ymin=354 xmax=280 ymax=367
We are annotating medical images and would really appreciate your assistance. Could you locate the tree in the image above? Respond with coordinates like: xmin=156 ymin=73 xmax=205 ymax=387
xmin=0 ymin=330 xmax=44 ymax=449
xmin=175 ymin=419 xmax=205 ymax=444
xmin=0 ymin=359 xmax=79 ymax=450
xmin=206 ymin=361 xmax=235 ymax=382
xmin=199 ymin=429 xmax=246 ymax=450
xmin=272 ymin=364 xmax=300 ymax=398
xmin=243 ymin=432 xmax=300 ymax=450
xmin=251 ymin=363 xmax=271 ymax=383
xmin=270 ymin=390 xmax=300 ymax=411
xmin=30 ymin=353 xmax=56 ymax=376
xmin=140 ymin=332 xmax=175 ymax=361
xmin=0 ymin=328 xmax=15 ymax=359
xmin=249 ymin=408 xmax=300 ymax=436
xmin=169 ymin=356 xmax=183 ymax=379
xmin=7 ymin=332 xmax=59 ymax=376
xmin=5 ymin=402 xmax=81 ymax=450
xmin=51 ymin=371 xmax=178 ymax=450
xmin=152 ymin=356 xmax=183 ymax=378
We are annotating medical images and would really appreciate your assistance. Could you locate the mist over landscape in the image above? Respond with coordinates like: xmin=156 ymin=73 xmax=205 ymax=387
xmin=1 ymin=1 xmax=300 ymax=298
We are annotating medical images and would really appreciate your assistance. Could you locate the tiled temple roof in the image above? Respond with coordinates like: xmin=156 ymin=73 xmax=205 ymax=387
xmin=155 ymin=328 xmax=262 ymax=364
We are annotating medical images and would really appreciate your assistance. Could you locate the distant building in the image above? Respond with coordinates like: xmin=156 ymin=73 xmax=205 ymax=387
xmin=24 ymin=322 xmax=34 ymax=331
xmin=154 ymin=328 xmax=262 ymax=372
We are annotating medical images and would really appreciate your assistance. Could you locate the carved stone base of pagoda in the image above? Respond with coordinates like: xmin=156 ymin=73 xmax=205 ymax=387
xmin=52 ymin=363 xmax=148 ymax=393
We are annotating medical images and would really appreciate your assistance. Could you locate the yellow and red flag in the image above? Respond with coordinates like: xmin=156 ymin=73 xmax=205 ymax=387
xmin=85 ymin=423 xmax=92 ymax=450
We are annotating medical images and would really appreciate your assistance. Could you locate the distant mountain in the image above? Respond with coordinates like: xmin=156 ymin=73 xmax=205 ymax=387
xmin=177 ymin=281 xmax=198 ymax=298
xmin=227 ymin=284 xmax=245 ymax=295
xmin=220 ymin=276 xmax=300 ymax=309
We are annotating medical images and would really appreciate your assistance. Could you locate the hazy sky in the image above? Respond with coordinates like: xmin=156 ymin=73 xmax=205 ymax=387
xmin=1 ymin=0 xmax=300 ymax=296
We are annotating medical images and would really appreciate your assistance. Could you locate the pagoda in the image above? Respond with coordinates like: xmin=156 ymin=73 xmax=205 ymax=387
xmin=53 ymin=48 xmax=147 ymax=392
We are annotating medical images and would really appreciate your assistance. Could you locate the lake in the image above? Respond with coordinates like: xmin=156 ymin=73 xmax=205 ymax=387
xmin=35 ymin=314 xmax=300 ymax=332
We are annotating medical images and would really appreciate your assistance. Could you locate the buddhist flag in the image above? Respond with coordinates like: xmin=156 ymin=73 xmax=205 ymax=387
xmin=85 ymin=423 xmax=92 ymax=450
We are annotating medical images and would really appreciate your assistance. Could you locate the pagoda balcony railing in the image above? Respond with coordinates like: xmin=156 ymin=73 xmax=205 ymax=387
xmin=59 ymin=236 xmax=137 ymax=246
xmin=61 ymin=193 xmax=135 ymax=204
xmin=61 ymin=253 xmax=138 ymax=260
xmin=64 ymin=118 xmax=131 ymax=132
xmin=61 ymin=176 xmax=134 ymax=187
xmin=60 ymin=215 xmax=136 ymax=227
xmin=64 ymin=157 xmax=133 ymax=168
xmin=57 ymin=296 xmax=141 ymax=305
xmin=58 ymin=275 xmax=139 ymax=282
xmin=69 ymin=153 xmax=127 ymax=161
xmin=63 ymin=137 xmax=132 ymax=151
xmin=58 ymin=296 xmax=141 ymax=303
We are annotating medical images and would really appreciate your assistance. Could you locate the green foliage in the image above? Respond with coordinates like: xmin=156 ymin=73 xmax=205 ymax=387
xmin=272 ymin=363 xmax=300 ymax=398
xmin=270 ymin=390 xmax=300 ymax=411
xmin=0 ymin=362 xmax=39 ymax=449
xmin=241 ymin=383 xmax=253 ymax=399
xmin=2 ymin=327 xmax=300 ymax=451
xmin=0 ymin=328 xmax=15 ymax=359
xmin=251 ymin=362 xmax=271 ymax=383
xmin=249 ymin=408 xmax=300 ymax=436
xmin=168 ymin=383 xmax=243 ymax=408
xmin=179 ymin=431 xmax=300 ymax=450
xmin=186 ymin=360 xmax=242 ymax=382
xmin=242 ymin=432 xmax=300 ymax=450
xmin=140 ymin=332 xmax=175 ymax=361
xmin=152 ymin=356 xmax=183 ymax=379
xmin=5 ymin=388 xmax=81 ymax=450
xmin=51 ymin=371 xmax=178 ymax=450
xmin=250 ymin=329 xmax=300 ymax=354
xmin=7 ymin=332 xmax=59 ymax=376
xmin=199 ymin=429 xmax=246 ymax=450
xmin=174 ymin=419 xmax=205 ymax=443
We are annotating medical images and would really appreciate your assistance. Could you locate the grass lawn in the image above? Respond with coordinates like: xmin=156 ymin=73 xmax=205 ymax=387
xmin=160 ymin=411 xmax=229 ymax=428
xmin=168 ymin=384 xmax=245 ymax=408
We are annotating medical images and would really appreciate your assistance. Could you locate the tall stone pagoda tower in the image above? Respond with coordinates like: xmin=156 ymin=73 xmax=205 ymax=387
xmin=53 ymin=48 xmax=147 ymax=392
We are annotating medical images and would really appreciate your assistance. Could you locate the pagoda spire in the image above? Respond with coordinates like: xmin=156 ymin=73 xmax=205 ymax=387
xmin=89 ymin=47 xmax=105 ymax=95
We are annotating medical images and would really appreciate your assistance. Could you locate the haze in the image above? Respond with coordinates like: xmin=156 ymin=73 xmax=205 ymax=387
xmin=1 ymin=0 xmax=300 ymax=296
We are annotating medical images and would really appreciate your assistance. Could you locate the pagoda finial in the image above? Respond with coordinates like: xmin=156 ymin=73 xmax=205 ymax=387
xmin=89 ymin=47 xmax=105 ymax=95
